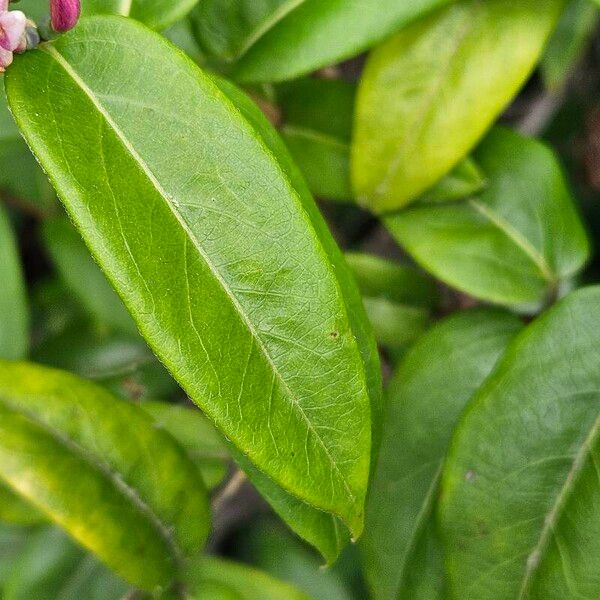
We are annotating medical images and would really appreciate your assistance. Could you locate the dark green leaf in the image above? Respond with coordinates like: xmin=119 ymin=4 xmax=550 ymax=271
xmin=385 ymin=127 xmax=590 ymax=309
xmin=278 ymin=78 xmax=355 ymax=200
xmin=352 ymin=0 xmax=566 ymax=212
xmin=234 ymin=518 xmax=355 ymax=600
xmin=7 ymin=17 xmax=376 ymax=539
xmin=42 ymin=218 xmax=138 ymax=336
xmin=362 ymin=309 xmax=522 ymax=600
xmin=345 ymin=253 xmax=439 ymax=349
xmin=0 ymin=205 xmax=29 ymax=360
xmin=141 ymin=400 xmax=229 ymax=489
xmin=541 ymin=0 xmax=599 ymax=91
xmin=185 ymin=557 xmax=310 ymax=600
xmin=0 ymin=361 xmax=209 ymax=590
xmin=229 ymin=0 xmax=454 ymax=83
xmin=440 ymin=286 xmax=600 ymax=599
xmin=416 ymin=157 xmax=487 ymax=205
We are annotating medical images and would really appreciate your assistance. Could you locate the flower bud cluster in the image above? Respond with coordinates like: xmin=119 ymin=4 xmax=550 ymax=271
xmin=0 ymin=0 xmax=80 ymax=72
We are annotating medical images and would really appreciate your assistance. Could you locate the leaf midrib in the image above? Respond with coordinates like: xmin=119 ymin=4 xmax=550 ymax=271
xmin=517 ymin=413 xmax=600 ymax=598
xmin=43 ymin=45 xmax=358 ymax=511
xmin=0 ymin=396 xmax=181 ymax=563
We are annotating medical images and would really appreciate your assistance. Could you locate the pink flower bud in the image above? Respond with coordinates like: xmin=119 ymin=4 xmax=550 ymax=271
xmin=0 ymin=10 xmax=26 ymax=51
xmin=0 ymin=46 xmax=12 ymax=72
xmin=50 ymin=0 xmax=80 ymax=33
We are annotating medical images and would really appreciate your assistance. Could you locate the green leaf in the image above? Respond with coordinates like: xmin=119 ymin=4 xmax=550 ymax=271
xmin=541 ymin=0 xmax=599 ymax=91
xmin=7 ymin=17 xmax=375 ymax=539
xmin=141 ymin=400 xmax=229 ymax=489
xmin=345 ymin=253 xmax=438 ymax=349
xmin=385 ymin=127 xmax=590 ymax=309
xmin=416 ymin=157 xmax=487 ymax=205
xmin=18 ymin=0 xmax=199 ymax=30
xmin=42 ymin=218 xmax=138 ymax=336
xmin=0 ymin=84 xmax=55 ymax=215
xmin=32 ymin=321 xmax=178 ymax=401
xmin=191 ymin=0 xmax=307 ymax=63
xmin=0 ymin=483 xmax=45 ymax=526
xmin=352 ymin=0 xmax=566 ymax=213
xmin=0 ymin=205 xmax=29 ymax=360
xmin=185 ymin=557 xmax=310 ymax=600
xmin=229 ymin=0 xmax=453 ymax=83
xmin=278 ymin=78 xmax=355 ymax=201
xmin=5 ymin=526 xmax=130 ymax=600
xmin=439 ymin=286 xmax=600 ymax=599
xmin=362 ymin=309 xmax=522 ymax=600
xmin=0 ymin=361 xmax=209 ymax=591
xmin=0 ymin=524 xmax=30 ymax=590
xmin=234 ymin=518 xmax=355 ymax=600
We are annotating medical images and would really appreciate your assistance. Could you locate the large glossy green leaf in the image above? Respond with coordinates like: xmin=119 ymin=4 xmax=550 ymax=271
xmin=362 ymin=309 xmax=522 ymax=600
xmin=185 ymin=557 xmax=310 ymax=600
xmin=541 ymin=0 xmax=599 ymax=91
xmin=5 ymin=526 xmax=130 ymax=600
xmin=385 ymin=127 xmax=590 ymax=309
xmin=7 ymin=17 xmax=375 ymax=538
xmin=42 ymin=218 xmax=137 ymax=336
xmin=0 ymin=205 xmax=28 ymax=360
xmin=352 ymin=0 xmax=566 ymax=213
xmin=0 ymin=483 xmax=44 ymax=526
xmin=345 ymin=253 xmax=438 ymax=349
xmin=0 ymin=361 xmax=209 ymax=591
xmin=277 ymin=78 xmax=355 ymax=201
xmin=228 ymin=0 xmax=452 ymax=83
xmin=439 ymin=286 xmax=600 ymax=599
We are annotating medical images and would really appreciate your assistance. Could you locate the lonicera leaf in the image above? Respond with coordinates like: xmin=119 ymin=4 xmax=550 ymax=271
xmin=42 ymin=218 xmax=138 ymax=336
xmin=185 ymin=557 xmax=310 ymax=600
xmin=345 ymin=252 xmax=438 ymax=350
xmin=439 ymin=286 xmax=600 ymax=599
xmin=362 ymin=309 xmax=522 ymax=600
xmin=277 ymin=78 xmax=354 ymax=201
xmin=0 ymin=482 xmax=44 ymax=526
xmin=541 ymin=0 xmax=599 ymax=91
xmin=352 ymin=0 xmax=566 ymax=213
xmin=0 ymin=361 xmax=209 ymax=591
xmin=18 ymin=0 xmax=199 ymax=30
xmin=191 ymin=0 xmax=307 ymax=63
xmin=0 ymin=86 xmax=55 ymax=213
xmin=6 ymin=17 xmax=375 ymax=539
xmin=228 ymin=0 xmax=453 ymax=83
xmin=0 ymin=205 xmax=29 ymax=360
xmin=141 ymin=400 xmax=230 ymax=489
xmin=5 ymin=526 xmax=130 ymax=600
xmin=385 ymin=127 xmax=590 ymax=309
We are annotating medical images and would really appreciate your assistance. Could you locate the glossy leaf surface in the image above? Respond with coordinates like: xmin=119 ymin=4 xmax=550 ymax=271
xmin=362 ymin=309 xmax=522 ymax=600
xmin=0 ymin=205 xmax=28 ymax=360
xmin=0 ymin=361 xmax=209 ymax=590
xmin=440 ymin=286 xmax=600 ymax=599
xmin=0 ymin=482 xmax=44 ymax=526
xmin=185 ymin=557 xmax=310 ymax=600
xmin=352 ymin=0 xmax=565 ymax=212
xmin=229 ymin=0 xmax=452 ymax=83
xmin=7 ymin=17 xmax=375 ymax=538
xmin=385 ymin=127 xmax=590 ymax=309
